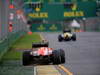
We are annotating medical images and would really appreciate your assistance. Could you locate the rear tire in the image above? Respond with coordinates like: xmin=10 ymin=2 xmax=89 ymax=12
xmin=52 ymin=50 xmax=61 ymax=64
xmin=58 ymin=35 xmax=63 ymax=42
xmin=58 ymin=49 xmax=65 ymax=63
xmin=72 ymin=34 xmax=76 ymax=41
xmin=22 ymin=51 xmax=32 ymax=66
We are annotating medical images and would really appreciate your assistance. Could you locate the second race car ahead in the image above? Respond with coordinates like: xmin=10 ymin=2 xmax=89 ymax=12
xmin=58 ymin=29 xmax=76 ymax=42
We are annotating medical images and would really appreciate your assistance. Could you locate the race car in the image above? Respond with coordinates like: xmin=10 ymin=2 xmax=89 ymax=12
xmin=58 ymin=29 xmax=76 ymax=42
xmin=22 ymin=41 xmax=65 ymax=66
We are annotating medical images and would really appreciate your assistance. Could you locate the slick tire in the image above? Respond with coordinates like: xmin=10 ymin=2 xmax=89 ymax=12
xmin=52 ymin=50 xmax=61 ymax=65
xmin=23 ymin=51 xmax=32 ymax=66
xmin=58 ymin=49 xmax=65 ymax=64
xmin=72 ymin=34 xmax=76 ymax=41
xmin=58 ymin=35 xmax=63 ymax=42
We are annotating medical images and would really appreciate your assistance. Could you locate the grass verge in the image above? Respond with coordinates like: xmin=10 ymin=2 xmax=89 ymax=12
xmin=2 ymin=33 xmax=41 ymax=60
xmin=12 ymin=32 xmax=41 ymax=49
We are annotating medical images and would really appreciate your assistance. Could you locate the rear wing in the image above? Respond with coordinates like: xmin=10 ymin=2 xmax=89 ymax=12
xmin=32 ymin=41 xmax=49 ymax=48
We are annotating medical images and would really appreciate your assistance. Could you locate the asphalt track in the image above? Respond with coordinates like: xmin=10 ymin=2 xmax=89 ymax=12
xmin=41 ymin=32 xmax=100 ymax=75
xmin=0 ymin=32 xmax=100 ymax=75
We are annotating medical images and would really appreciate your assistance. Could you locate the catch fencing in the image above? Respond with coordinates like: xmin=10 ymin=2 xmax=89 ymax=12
xmin=0 ymin=0 xmax=27 ymax=60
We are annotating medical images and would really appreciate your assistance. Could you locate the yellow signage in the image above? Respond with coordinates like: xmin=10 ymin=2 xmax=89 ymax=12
xmin=28 ymin=12 xmax=48 ymax=18
xmin=64 ymin=11 xmax=84 ymax=17
xmin=35 ymin=8 xmax=41 ymax=12
xmin=37 ymin=24 xmax=46 ymax=31
xmin=49 ymin=24 xmax=57 ymax=30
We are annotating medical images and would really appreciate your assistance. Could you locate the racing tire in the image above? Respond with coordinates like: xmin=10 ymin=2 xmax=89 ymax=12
xmin=52 ymin=50 xmax=61 ymax=65
xmin=71 ymin=34 xmax=76 ymax=41
xmin=58 ymin=35 xmax=63 ymax=42
xmin=22 ymin=51 xmax=32 ymax=66
xmin=58 ymin=49 xmax=65 ymax=64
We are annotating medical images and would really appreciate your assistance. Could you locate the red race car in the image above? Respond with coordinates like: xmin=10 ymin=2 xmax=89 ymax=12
xmin=22 ymin=41 xmax=65 ymax=66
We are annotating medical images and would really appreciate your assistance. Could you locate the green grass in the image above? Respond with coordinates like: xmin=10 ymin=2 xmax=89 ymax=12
xmin=12 ymin=32 xmax=41 ymax=49
xmin=2 ymin=33 xmax=41 ymax=60
xmin=2 ymin=49 xmax=22 ymax=60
